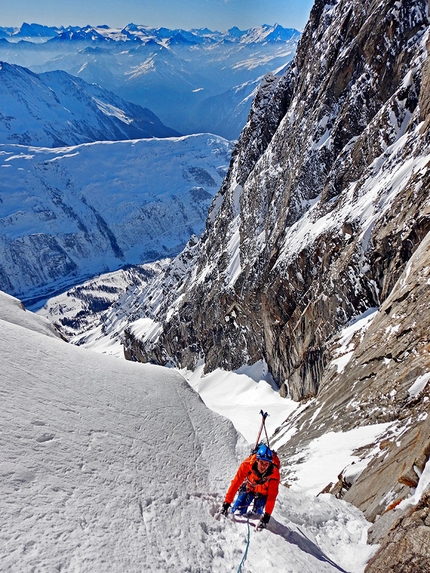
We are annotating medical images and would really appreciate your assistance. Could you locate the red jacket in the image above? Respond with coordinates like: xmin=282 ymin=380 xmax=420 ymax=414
xmin=225 ymin=453 xmax=281 ymax=515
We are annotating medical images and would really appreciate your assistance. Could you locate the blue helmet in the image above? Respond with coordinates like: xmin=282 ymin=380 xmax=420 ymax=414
xmin=256 ymin=443 xmax=273 ymax=462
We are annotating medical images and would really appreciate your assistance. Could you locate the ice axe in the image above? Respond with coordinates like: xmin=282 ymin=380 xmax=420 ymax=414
xmin=253 ymin=410 xmax=270 ymax=451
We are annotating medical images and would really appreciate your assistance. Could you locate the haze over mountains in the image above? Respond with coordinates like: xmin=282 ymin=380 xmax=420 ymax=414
xmin=0 ymin=22 xmax=300 ymax=138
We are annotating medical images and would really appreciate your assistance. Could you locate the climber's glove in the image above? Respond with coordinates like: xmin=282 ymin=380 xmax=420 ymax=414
xmin=221 ymin=502 xmax=230 ymax=516
xmin=257 ymin=512 xmax=271 ymax=530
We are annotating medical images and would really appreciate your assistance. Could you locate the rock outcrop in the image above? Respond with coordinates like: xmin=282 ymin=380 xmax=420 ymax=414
xmin=365 ymin=493 xmax=430 ymax=573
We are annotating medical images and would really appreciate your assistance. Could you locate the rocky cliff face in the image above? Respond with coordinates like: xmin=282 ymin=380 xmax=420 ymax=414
xmin=125 ymin=0 xmax=429 ymax=397
xmin=123 ymin=0 xmax=430 ymax=566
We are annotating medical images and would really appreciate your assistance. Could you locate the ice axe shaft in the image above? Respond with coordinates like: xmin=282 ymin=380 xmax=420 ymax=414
xmin=254 ymin=410 xmax=269 ymax=450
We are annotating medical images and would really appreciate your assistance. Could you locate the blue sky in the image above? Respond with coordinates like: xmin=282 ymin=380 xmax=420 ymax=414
xmin=2 ymin=0 xmax=315 ymax=31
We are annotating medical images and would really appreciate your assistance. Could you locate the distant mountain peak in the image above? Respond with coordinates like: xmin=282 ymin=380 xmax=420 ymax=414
xmin=0 ymin=21 xmax=301 ymax=137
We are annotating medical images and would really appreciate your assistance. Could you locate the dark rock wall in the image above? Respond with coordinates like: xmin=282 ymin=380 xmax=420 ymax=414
xmin=125 ymin=0 xmax=429 ymax=401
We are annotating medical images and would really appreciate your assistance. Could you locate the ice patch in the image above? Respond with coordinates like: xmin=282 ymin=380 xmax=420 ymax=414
xmin=408 ymin=372 xmax=430 ymax=398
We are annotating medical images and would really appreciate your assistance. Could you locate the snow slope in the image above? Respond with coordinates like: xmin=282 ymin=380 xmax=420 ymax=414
xmin=1 ymin=291 xmax=375 ymax=572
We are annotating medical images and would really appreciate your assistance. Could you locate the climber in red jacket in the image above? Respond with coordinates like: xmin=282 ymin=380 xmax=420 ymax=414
xmin=221 ymin=443 xmax=281 ymax=530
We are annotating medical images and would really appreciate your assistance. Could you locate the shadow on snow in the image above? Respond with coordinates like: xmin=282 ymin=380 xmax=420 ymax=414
xmin=268 ymin=517 xmax=350 ymax=573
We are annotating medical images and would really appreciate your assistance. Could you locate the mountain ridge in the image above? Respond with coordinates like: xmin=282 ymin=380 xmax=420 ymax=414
xmin=0 ymin=134 xmax=233 ymax=306
xmin=0 ymin=22 xmax=300 ymax=45
xmin=0 ymin=61 xmax=180 ymax=147
xmin=0 ymin=22 xmax=300 ymax=137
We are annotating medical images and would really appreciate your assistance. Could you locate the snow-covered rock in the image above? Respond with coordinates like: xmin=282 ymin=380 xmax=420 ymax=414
xmin=38 ymin=261 xmax=169 ymax=356
xmin=123 ymin=0 xmax=429 ymax=398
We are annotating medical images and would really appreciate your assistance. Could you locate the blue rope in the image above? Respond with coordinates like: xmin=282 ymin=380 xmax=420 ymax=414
xmin=237 ymin=517 xmax=251 ymax=573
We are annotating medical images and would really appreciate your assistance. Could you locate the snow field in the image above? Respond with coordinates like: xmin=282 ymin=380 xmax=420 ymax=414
xmin=1 ymin=293 xmax=375 ymax=572
xmin=183 ymin=360 xmax=298 ymax=443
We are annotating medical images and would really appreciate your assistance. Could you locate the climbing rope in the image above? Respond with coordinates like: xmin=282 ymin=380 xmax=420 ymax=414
xmin=236 ymin=517 xmax=251 ymax=573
